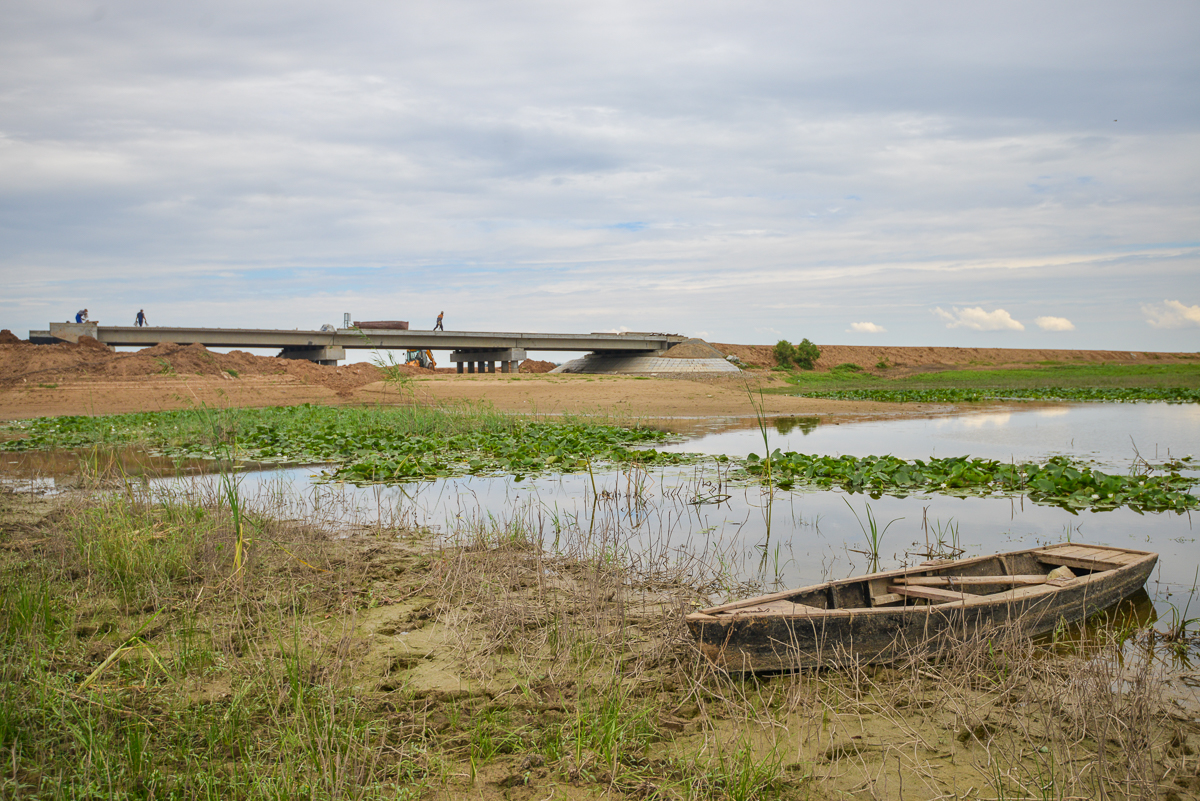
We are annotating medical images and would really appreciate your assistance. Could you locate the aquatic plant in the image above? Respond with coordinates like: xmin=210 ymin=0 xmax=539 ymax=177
xmin=745 ymin=451 xmax=1200 ymax=513
xmin=843 ymin=498 xmax=900 ymax=572
xmin=0 ymin=405 xmax=688 ymax=483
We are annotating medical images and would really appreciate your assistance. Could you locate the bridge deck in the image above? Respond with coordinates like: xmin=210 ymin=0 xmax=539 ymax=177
xmin=31 ymin=324 xmax=684 ymax=356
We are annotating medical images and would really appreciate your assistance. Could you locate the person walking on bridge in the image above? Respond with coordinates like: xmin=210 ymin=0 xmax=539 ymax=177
xmin=135 ymin=309 xmax=148 ymax=327
xmin=434 ymin=311 xmax=444 ymax=331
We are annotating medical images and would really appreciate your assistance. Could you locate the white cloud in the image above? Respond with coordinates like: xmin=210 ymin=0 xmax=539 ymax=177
xmin=932 ymin=307 xmax=1024 ymax=331
xmin=1034 ymin=316 xmax=1075 ymax=331
xmin=1142 ymin=300 xmax=1200 ymax=329
xmin=848 ymin=321 xmax=886 ymax=333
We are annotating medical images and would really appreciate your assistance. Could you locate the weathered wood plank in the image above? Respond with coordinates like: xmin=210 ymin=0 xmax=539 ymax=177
xmin=1033 ymin=552 xmax=1122 ymax=571
xmin=895 ymin=575 xmax=1048 ymax=587
xmin=729 ymin=599 xmax=821 ymax=615
xmin=887 ymin=585 xmax=977 ymax=603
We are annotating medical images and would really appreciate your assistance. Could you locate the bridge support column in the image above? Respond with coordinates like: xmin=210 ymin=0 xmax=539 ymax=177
xmin=277 ymin=345 xmax=346 ymax=366
xmin=457 ymin=363 xmax=464 ymax=374
xmin=450 ymin=348 xmax=526 ymax=375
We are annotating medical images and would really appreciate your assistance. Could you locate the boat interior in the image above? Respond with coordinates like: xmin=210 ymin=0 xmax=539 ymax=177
xmin=713 ymin=545 xmax=1152 ymax=616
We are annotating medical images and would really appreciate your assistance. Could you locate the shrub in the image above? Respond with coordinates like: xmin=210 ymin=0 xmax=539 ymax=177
xmin=794 ymin=339 xmax=821 ymax=369
xmin=773 ymin=340 xmax=796 ymax=367
xmin=773 ymin=339 xmax=821 ymax=370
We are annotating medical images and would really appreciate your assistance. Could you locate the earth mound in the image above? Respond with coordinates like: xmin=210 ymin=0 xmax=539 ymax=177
xmin=0 ymin=330 xmax=25 ymax=346
xmin=520 ymin=359 xmax=557 ymax=373
xmin=0 ymin=338 xmax=397 ymax=395
xmin=662 ymin=339 xmax=727 ymax=359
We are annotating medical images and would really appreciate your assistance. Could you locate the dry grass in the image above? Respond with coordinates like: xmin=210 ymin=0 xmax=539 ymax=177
xmin=2 ymin=466 xmax=1198 ymax=800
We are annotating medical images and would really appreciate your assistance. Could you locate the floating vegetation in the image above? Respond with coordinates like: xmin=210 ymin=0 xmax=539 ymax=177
xmin=0 ymin=405 xmax=689 ymax=482
xmin=791 ymin=387 xmax=1200 ymax=403
xmin=744 ymin=452 xmax=1199 ymax=513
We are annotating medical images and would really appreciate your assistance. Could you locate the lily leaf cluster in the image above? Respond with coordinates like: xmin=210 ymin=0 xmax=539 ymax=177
xmin=745 ymin=451 xmax=1199 ymax=513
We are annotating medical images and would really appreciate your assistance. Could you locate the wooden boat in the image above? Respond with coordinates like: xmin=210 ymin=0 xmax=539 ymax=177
xmin=686 ymin=543 xmax=1158 ymax=672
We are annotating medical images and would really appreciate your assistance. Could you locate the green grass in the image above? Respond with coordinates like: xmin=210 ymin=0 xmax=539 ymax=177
xmin=67 ymin=493 xmax=225 ymax=608
xmin=774 ymin=363 xmax=1200 ymax=403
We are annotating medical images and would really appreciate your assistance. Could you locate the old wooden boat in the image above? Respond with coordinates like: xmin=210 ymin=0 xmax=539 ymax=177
xmin=686 ymin=543 xmax=1158 ymax=672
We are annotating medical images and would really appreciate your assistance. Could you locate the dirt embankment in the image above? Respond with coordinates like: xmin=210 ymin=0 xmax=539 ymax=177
xmin=713 ymin=342 xmax=1199 ymax=373
xmin=0 ymin=332 xmax=405 ymax=395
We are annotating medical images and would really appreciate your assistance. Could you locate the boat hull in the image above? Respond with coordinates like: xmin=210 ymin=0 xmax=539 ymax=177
xmin=686 ymin=544 xmax=1157 ymax=672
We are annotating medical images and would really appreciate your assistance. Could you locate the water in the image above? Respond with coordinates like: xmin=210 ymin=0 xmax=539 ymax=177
xmin=658 ymin=403 xmax=1200 ymax=473
xmin=143 ymin=402 xmax=1199 ymax=617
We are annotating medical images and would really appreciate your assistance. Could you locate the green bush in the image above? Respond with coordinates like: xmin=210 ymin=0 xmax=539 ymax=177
xmin=774 ymin=339 xmax=821 ymax=370
xmin=772 ymin=340 xmax=795 ymax=367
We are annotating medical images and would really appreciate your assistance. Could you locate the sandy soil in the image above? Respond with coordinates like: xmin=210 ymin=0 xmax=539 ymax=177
xmin=0 ymin=330 xmax=1194 ymax=422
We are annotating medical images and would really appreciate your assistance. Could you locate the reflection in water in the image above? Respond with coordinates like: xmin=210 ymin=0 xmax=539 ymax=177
xmin=0 ymin=445 xmax=216 ymax=481
xmin=942 ymin=411 xmax=1012 ymax=429
xmin=1042 ymin=588 xmax=1158 ymax=654
xmin=773 ymin=416 xmax=819 ymax=436
xmin=660 ymin=402 xmax=1200 ymax=475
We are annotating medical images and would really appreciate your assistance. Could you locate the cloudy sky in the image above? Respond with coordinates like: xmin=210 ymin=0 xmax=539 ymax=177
xmin=2 ymin=0 xmax=1199 ymax=353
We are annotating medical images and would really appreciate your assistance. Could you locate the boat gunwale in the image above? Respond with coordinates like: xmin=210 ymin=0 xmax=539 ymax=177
xmin=688 ymin=544 xmax=1157 ymax=621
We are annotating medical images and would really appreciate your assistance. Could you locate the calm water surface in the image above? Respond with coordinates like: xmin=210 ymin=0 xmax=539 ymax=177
xmin=659 ymin=402 xmax=1200 ymax=472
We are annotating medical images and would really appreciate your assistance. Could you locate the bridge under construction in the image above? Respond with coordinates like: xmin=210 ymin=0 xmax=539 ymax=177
xmin=30 ymin=322 xmax=686 ymax=374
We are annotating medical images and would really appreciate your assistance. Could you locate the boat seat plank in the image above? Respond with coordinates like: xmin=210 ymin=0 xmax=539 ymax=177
xmin=1034 ymin=552 xmax=1122 ymax=571
xmin=1044 ymin=545 xmax=1137 ymax=564
xmin=887 ymin=585 xmax=978 ymax=603
xmin=1048 ymin=545 xmax=1107 ymax=558
xmin=728 ymin=599 xmax=821 ymax=615
xmin=896 ymin=575 xmax=1048 ymax=587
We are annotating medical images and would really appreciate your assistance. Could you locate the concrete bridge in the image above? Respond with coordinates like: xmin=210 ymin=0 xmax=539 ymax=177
xmin=31 ymin=322 xmax=686 ymax=373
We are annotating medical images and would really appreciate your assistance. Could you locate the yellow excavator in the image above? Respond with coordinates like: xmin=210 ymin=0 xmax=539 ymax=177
xmin=405 ymin=349 xmax=436 ymax=369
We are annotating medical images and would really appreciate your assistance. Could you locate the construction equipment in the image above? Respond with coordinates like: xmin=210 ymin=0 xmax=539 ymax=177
xmin=406 ymin=349 xmax=436 ymax=369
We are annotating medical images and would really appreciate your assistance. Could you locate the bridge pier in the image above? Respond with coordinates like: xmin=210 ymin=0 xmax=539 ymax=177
xmin=451 ymin=348 xmax=525 ymax=376
xmin=278 ymin=345 xmax=346 ymax=366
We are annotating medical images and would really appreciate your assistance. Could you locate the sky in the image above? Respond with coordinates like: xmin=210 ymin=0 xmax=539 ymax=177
xmin=2 ymin=0 xmax=1199 ymax=356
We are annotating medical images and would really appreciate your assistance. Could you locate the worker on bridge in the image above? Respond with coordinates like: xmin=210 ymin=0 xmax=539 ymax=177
xmin=434 ymin=311 xmax=444 ymax=331
xmin=75 ymin=308 xmax=89 ymax=323
xmin=135 ymin=309 xmax=148 ymax=327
